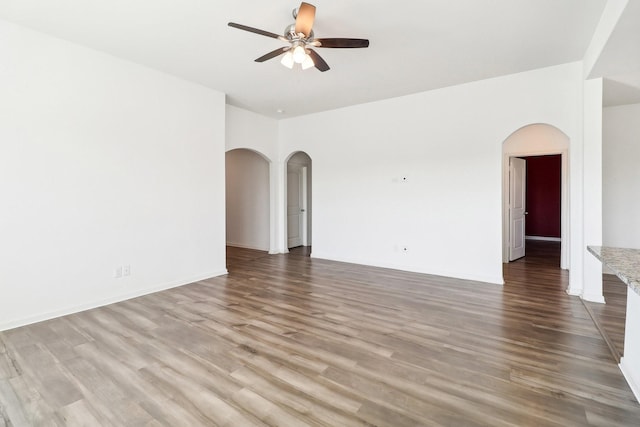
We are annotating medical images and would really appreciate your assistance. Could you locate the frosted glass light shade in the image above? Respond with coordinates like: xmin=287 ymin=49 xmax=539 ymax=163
xmin=301 ymin=54 xmax=315 ymax=70
xmin=292 ymin=45 xmax=306 ymax=63
xmin=280 ymin=51 xmax=294 ymax=69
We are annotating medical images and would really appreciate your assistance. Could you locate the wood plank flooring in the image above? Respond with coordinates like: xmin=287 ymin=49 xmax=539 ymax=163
xmin=584 ymin=274 xmax=628 ymax=362
xmin=1 ymin=243 xmax=639 ymax=426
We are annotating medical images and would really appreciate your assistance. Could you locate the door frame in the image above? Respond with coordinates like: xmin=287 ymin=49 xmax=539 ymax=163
xmin=286 ymin=164 xmax=307 ymax=248
xmin=301 ymin=166 xmax=308 ymax=246
xmin=502 ymin=149 xmax=568 ymax=269
xmin=284 ymin=152 xmax=312 ymax=252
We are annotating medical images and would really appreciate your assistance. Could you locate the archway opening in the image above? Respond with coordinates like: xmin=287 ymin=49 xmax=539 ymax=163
xmin=502 ymin=124 xmax=570 ymax=269
xmin=285 ymin=151 xmax=312 ymax=254
xmin=225 ymin=148 xmax=271 ymax=252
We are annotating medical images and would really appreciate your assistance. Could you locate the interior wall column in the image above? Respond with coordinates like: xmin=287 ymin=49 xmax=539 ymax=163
xmin=567 ymin=101 xmax=586 ymax=296
xmin=271 ymin=160 xmax=288 ymax=253
xmin=268 ymin=161 xmax=280 ymax=254
xmin=582 ymin=78 xmax=604 ymax=302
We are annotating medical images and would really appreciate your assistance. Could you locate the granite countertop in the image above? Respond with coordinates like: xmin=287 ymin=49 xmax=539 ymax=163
xmin=588 ymin=246 xmax=640 ymax=296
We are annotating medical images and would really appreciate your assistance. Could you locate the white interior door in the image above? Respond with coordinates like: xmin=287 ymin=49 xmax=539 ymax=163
xmin=509 ymin=157 xmax=526 ymax=261
xmin=287 ymin=167 xmax=304 ymax=248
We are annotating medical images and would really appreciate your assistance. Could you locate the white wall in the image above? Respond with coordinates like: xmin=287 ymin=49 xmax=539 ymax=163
xmin=225 ymin=149 xmax=270 ymax=251
xmin=620 ymin=289 xmax=640 ymax=402
xmin=603 ymin=103 xmax=640 ymax=249
xmin=581 ymin=78 xmax=604 ymax=302
xmin=225 ymin=105 xmax=278 ymax=161
xmin=0 ymin=20 xmax=227 ymax=330
xmin=279 ymin=63 xmax=584 ymax=285
xmin=225 ymin=105 xmax=282 ymax=253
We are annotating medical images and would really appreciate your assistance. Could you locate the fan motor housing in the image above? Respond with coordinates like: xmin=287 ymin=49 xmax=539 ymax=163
xmin=284 ymin=23 xmax=314 ymax=41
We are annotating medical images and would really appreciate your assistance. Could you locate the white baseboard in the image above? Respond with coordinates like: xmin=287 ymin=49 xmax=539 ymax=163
xmin=226 ymin=242 xmax=269 ymax=252
xmin=310 ymin=251 xmax=504 ymax=285
xmin=582 ymin=293 xmax=606 ymax=304
xmin=620 ymin=357 xmax=640 ymax=404
xmin=565 ymin=288 xmax=607 ymax=304
xmin=525 ymin=236 xmax=561 ymax=242
xmin=0 ymin=269 xmax=228 ymax=332
xmin=566 ymin=287 xmax=582 ymax=297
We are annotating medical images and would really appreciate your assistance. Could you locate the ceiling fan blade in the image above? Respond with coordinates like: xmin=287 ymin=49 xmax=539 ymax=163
xmin=228 ymin=22 xmax=281 ymax=39
xmin=308 ymin=49 xmax=330 ymax=72
xmin=315 ymin=38 xmax=370 ymax=48
xmin=255 ymin=48 xmax=288 ymax=62
xmin=295 ymin=2 xmax=316 ymax=37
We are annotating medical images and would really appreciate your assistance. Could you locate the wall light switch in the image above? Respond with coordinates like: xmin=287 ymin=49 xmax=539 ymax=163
xmin=114 ymin=267 xmax=123 ymax=278
xmin=123 ymin=265 xmax=131 ymax=276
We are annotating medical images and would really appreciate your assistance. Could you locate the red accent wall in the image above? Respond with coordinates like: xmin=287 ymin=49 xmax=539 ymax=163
xmin=524 ymin=155 xmax=561 ymax=238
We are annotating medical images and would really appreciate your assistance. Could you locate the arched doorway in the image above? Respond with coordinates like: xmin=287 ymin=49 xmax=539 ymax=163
xmin=225 ymin=148 xmax=270 ymax=251
xmin=286 ymin=152 xmax=312 ymax=252
xmin=502 ymin=124 xmax=570 ymax=269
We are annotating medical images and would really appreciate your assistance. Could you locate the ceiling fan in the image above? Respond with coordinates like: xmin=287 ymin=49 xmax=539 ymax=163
xmin=228 ymin=2 xmax=369 ymax=72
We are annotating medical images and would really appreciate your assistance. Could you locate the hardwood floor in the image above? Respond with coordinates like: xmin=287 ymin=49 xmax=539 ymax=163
xmin=584 ymin=274 xmax=628 ymax=362
xmin=1 ymin=244 xmax=639 ymax=426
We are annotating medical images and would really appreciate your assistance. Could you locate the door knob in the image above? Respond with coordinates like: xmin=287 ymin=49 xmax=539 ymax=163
xmin=300 ymin=209 xmax=305 ymax=212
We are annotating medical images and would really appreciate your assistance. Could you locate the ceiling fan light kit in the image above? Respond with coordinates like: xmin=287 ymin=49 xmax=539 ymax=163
xmin=292 ymin=44 xmax=307 ymax=63
xmin=228 ymin=2 xmax=369 ymax=72
xmin=301 ymin=54 xmax=315 ymax=70
xmin=280 ymin=51 xmax=295 ymax=69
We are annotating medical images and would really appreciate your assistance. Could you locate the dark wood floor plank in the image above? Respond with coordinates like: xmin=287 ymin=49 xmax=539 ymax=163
xmin=0 ymin=242 xmax=638 ymax=425
xmin=584 ymin=274 xmax=628 ymax=361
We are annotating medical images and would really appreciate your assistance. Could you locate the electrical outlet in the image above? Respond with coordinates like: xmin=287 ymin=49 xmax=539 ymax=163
xmin=123 ymin=265 xmax=131 ymax=276
xmin=114 ymin=267 xmax=123 ymax=278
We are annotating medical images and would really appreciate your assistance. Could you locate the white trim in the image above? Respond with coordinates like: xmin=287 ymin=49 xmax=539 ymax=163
xmin=226 ymin=242 xmax=269 ymax=252
xmin=502 ymin=147 xmax=569 ymax=271
xmin=620 ymin=357 xmax=640 ymax=404
xmin=301 ymin=166 xmax=309 ymax=247
xmin=582 ymin=293 xmax=606 ymax=304
xmin=526 ymin=236 xmax=561 ymax=242
xmin=310 ymin=252 xmax=505 ymax=285
xmin=566 ymin=288 xmax=582 ymax=297
xmin=0 ymin=270 xmax=228 ymax=332
xmin=283 ymin=152 xmax=312 ymax=256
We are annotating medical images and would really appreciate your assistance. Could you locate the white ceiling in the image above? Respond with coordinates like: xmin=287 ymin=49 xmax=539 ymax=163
xmin=587 ymin=0 xmax=640 ymax=108
xmin=0 ymin=0 xmax=625 ymax=118
xmin=604 ymin=72 xmax=640 ymax=107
